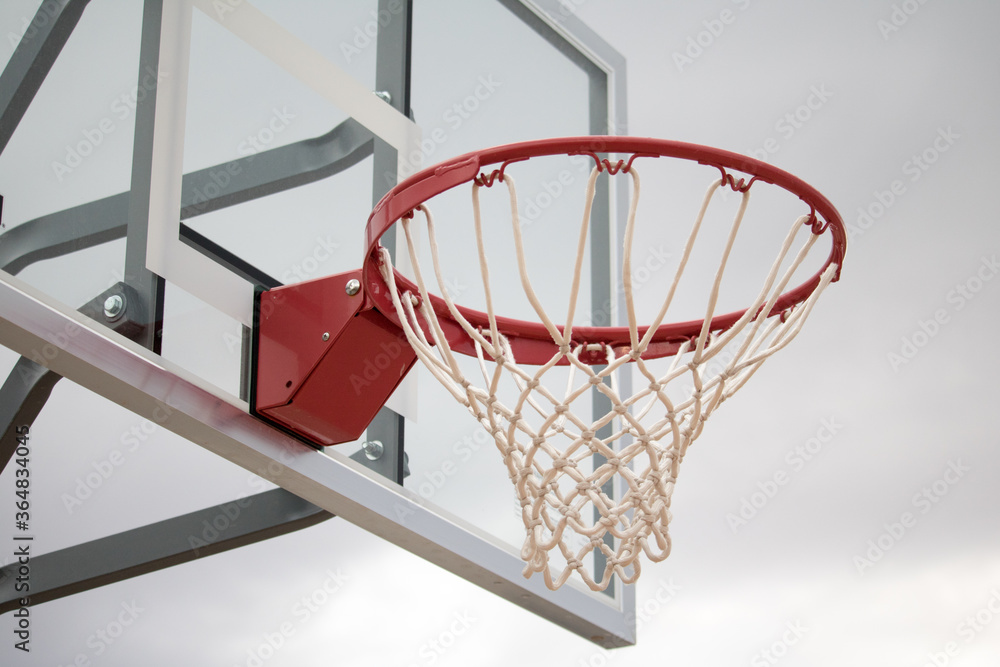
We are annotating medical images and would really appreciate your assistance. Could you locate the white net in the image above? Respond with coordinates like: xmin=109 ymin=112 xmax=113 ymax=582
xmin=377 ymin=162 xmax=839 ymax=591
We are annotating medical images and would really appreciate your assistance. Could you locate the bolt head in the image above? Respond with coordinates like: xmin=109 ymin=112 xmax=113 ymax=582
xmin=363 ymin=440 xmax=384 ymax=461
xmin=373 ymin=90 xmax=392 ymax=104
xmin=103 ymin=294 xmax=125 ymax=320
xmin=345 ymin=279 xmax=361 ymax=296
xmin=322 ymin=332 xmax=330 ymax=341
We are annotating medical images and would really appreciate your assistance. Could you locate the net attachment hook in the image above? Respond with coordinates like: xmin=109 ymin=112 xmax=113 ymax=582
xmin=802 ymin=206 xmax=830 ymax=235
xmin=570 ymin=151 xmax=660 ymax=175
xmin=475 ymin=157 xmax=530 ymax=187
xmin=710 ymin=164 xmax=759 ymax=193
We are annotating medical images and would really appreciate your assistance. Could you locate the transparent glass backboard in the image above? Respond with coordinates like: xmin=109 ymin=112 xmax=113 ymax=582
xmin=0 ymin=0 xmax=634 ymax=647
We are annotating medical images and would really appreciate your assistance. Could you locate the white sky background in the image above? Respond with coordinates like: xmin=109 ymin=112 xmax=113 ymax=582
xmin=0 ymin=0 xmax=999 ymax=665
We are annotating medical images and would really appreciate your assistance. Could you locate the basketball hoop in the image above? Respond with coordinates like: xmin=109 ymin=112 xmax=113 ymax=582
xmin=361 ymin=136 xmax=846 ymax=591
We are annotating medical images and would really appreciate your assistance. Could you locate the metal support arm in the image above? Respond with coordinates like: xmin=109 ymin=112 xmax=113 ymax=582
xmin=0 ymin=118 xmax=373 ymax=276
xmin=0 ymin=357 xmax=59 ymax=474
xmin=0 ymin=488 xmax=331 ymax=614
xmin=0 ymin=0 xmax=92 ymax=154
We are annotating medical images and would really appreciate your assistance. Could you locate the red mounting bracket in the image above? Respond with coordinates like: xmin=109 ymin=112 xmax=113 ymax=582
xmin=253 ymin=269 xmax=417 ymax=446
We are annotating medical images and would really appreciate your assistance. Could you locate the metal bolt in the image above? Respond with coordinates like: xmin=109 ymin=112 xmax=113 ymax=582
xmin=103 ymin=294 xmax=125 ymax=320
xmin=345 ymin=279 xmax=361 ymax=296
xmin=362 ymin=440 xmax=384 ymax=461
xmin=322 ymin=332 xmax=330 ymax=341
xmin=373 ymin=90 xmax=392 ymax=104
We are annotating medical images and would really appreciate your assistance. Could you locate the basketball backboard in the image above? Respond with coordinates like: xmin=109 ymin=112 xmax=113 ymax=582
xmin=0 ymin=0 xmax=635 ymax=647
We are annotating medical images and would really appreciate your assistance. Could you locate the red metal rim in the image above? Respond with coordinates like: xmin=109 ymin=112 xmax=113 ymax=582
xmin=363 ymin=136 xmax=846 ymax=364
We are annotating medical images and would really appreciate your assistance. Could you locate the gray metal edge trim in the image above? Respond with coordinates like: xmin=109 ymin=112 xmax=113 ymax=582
xmin=519 ymin=0 xmax=627 ymax=134
xmin=0 ymin=271 xmax=635 ymax=648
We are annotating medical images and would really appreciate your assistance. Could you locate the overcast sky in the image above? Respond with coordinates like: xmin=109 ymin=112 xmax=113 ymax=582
xmin=1 ymin=0 xmax=999 ymax=665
